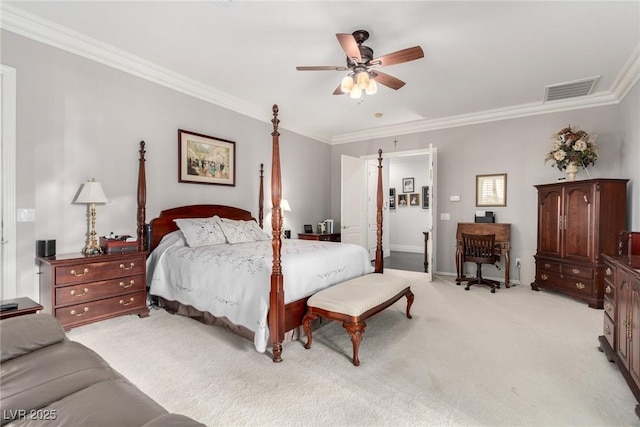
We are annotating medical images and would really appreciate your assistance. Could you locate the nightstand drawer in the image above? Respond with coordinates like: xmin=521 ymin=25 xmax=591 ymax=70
xmin=55 ymin=291 xmax=146 ymax=327
xmin=55 ymin=258 xmax=145 ymax=285
xmin=55 ymin=274 xmax=145 ymax=306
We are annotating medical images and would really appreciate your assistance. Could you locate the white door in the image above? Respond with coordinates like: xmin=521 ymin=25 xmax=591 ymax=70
xmin=426 ymin=144 xmax=436 ymax=282
xmin=340 ymin=155 xmax=367 ymax=248
xmin=1 ymin=65 xmax=17 ymax=299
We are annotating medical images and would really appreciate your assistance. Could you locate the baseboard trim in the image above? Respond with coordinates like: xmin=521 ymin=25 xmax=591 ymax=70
xmin=389 ymin=245 xmax=423 ymax=254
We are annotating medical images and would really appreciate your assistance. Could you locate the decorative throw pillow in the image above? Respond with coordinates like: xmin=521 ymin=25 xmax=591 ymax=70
xmin=219 ymin=218 xmax=269 ymax=244
xmin=173 ymin=216 xmax=227 ymax=247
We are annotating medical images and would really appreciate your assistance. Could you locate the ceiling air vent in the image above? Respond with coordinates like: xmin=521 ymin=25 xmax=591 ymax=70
xmin=544 ymin=77 xmax=599 ymax=102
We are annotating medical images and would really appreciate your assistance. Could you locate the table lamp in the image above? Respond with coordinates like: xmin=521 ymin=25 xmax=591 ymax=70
xmin=75 ymin=178 xmax=109 ymax=255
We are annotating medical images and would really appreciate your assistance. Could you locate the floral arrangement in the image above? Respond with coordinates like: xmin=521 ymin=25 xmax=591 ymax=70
xmin=545 ymin=125 xmax=598 ymax=171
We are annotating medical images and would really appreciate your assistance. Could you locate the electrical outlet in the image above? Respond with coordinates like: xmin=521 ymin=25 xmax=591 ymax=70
xmin=516 ymin=258 xmax=521 ymax=268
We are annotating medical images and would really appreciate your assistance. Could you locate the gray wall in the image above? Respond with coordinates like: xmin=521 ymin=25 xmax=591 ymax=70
xmin=330 ymin=98 xmax=639 ymax=279
xmin=2 ymin=30 xmax=332 ymax=300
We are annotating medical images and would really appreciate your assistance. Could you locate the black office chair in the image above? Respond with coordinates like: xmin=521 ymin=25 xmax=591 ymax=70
xmin=457 ymin=233 xmax=501 ymax=293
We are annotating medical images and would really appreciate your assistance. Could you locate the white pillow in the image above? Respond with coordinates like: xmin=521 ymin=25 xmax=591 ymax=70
xmin=173 ymin=216 xmax=227 ymax=247
xmin=219 ymin=218 xmax=270 ymax=244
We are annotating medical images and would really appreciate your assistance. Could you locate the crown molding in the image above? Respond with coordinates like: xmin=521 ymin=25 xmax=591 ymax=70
xmin=1 ymin=4 xmax=637 ymax=146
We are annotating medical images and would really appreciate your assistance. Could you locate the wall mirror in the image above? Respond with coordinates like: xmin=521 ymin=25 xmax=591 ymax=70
xmin=476 ymin=174 xmax=507 ymax=207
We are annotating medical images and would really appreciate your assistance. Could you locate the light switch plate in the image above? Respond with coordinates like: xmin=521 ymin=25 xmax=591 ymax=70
xmin=440 ymin=213 xmax=450 ymax=220
xmin=17 ymin=208 xmax=36 ymax=222
xmin=449 ymin=195 xmax=461 ymax=202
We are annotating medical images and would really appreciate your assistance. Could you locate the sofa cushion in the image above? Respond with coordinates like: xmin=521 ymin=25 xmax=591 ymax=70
xmin=142 ymin=414 xmax=207 ymax=427
xmin=1 ymin=314 xmax=66 ymax=363
xmin=4 ymin=379 xmax=169 ymax=427
xmin=1 ymin=340 xmax=117 ymax=425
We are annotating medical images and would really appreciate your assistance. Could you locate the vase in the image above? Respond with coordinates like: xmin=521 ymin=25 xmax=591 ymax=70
xmin=565 ymin=162 xmax=579 ymax=181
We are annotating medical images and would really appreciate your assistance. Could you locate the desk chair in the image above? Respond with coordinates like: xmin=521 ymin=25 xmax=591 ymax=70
xmin=457 ymin=233 xmax=501 ymax=293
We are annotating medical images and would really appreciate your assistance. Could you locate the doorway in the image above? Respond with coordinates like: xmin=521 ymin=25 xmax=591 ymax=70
xmin=342 ymin=146 xmax=436 ymax=281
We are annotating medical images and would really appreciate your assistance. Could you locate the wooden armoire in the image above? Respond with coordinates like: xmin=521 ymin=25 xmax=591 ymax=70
xmin=531 ymin=179 xmax=628 ymax=308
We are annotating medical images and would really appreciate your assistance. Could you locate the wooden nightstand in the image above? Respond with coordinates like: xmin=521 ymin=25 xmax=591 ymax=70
xmin=37 ymin=251 xmax=149 ymax=330
xmin=298 ymin=233 xmax=341 ymax=242
xmin=0 ymin=297 xmax=44 ymax=320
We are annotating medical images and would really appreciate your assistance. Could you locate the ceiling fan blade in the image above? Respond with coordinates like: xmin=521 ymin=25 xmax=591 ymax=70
xmin=296 ymin=65 xmax=348 ymax=71
xmin=336 ymin=33 xmax=362 ymax=63
xmin=372 ymin=46 xmax=424 ymax=67
xmin=333 ymin=85 xmax=345 ymax=95
xmin=372 ymin=71 xmax=406 ymax=90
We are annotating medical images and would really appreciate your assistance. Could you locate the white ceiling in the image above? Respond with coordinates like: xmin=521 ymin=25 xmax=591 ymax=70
xmin=2 ymin=1 xmax=639 ymax=144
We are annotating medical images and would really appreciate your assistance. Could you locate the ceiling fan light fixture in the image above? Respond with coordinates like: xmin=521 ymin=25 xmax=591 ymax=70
xmin=350 ymin=85 xmax=362 ymax=99
xmin=365 ymin=78 xmax=378 ymax=95
xmin=340 ymin=75 xmax=354 ymax=93
xmin=356 ymin=71 xmax=370 ymax=90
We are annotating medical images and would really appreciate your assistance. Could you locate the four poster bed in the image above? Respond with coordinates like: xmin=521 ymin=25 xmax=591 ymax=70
xmin=136 ymin=105 xmax=385 ymax=362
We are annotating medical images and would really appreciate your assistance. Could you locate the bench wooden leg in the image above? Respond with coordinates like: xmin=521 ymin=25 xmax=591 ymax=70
xmin=406 ymin=290 xmax=414 ymax=319
xmin=343 ymin=321 xmax=366 ymax=366
xmin=302 ymin=312 xmax=317 ymax=349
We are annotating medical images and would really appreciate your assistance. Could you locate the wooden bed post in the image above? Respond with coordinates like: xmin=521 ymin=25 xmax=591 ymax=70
xmin=137 ymin=141 xmax=146 ymax=252
xmin=259 ymin=163 xmax=264 ymax=229
xmin=269 ymin=105 xmax=285 ymax=363
xmin=375 ymin=149 xmax=384 ymax=273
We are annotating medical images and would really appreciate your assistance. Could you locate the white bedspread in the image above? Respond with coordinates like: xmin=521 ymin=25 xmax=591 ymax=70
xmin=147 ymin=231 xmax=374 ymax=352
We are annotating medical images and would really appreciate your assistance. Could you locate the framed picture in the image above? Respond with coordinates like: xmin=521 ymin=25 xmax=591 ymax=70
xmin=179 ymin=129 xmax=236 ymax=186
xmin=422 ymin=186 xmax=430 ymax=209
xmin=304 ymin=224 xmax=313 ymax=233
xmin=398 ymin=194 xmax=408 ymax=206
xmin=476 ymin=173 xmax=507 ymax=207
xmin=402 ymin=177 xmax=414 ymax=193
xmin=389 ymin=188 xmax=396 ymax=210
xmin=409 ymin=193 xmax=420 ymax=206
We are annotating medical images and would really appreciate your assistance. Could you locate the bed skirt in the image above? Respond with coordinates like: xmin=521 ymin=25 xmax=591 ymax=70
xmin=157 ymin=297 xmax=305 ymax=348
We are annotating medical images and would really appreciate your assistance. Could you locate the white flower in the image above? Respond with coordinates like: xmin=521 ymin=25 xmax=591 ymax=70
xmin=553 ymin=150 xmax=566 ymax=161
xmin=573 ymin=140 xmax=587 ymax=151
xmin=552 ymin=142 xmax=563 ymax=151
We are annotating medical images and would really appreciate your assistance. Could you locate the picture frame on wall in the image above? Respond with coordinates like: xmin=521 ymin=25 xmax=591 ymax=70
xmin=476 ymin=173 xmax=507 ymax=207
xmin=389 ymin=188 xmax=396 ymax=210
xmin=398 ymin=194 xmax=408 ymax=206
xmin=409 ymin=193 xmax=420 ymax=206
xmin=179 ymin=129 xmax=236 ymax=186
xmin=422 ymin=186 xmax=429 ymax=209
xmin=402 ymin=177 xmax=414 ymax=193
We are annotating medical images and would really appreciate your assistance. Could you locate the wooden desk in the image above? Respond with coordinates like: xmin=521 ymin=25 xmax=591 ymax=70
xmin=456 ymin=222 xmax=511 ymax=288
xmin=0 ymin=297 xmax=44 ymax=320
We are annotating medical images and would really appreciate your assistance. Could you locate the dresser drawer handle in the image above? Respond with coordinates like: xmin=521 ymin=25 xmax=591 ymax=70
xmin=605 ymin=325 xmax=612 ymax=336
xmin=119 ymin=263 xmax=135 ymax=270
xmin=544 ymin=263 xmax=551 ymax=268
xmin=70 ymin=288 xmax=89 ymax=297
xmin=606 ymin=285 xmax=612 ymax=294
xmin=70 ymin=268 xmax=89 ymax=277
xmin=119 ymin=297 xmax=135 ymax=306
xmin=605 ymin=303 xmax=612 ymax=312
xmin=576 ymin=282 xmax=586 ymax=290
xmin=119 ymin=280 xmax=135 ymax=289
xmin=70 ymin=307 xmax=89 ymax=317
xmin=540 ymin=274 xmax=548 ymax=281
xmin=606 ymin=267 xmax=612 ymax=276
xmin=572 ymin=268 xmax=581 ymax=274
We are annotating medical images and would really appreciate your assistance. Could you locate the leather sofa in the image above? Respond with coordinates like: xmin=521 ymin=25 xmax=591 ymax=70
xmin=1 ymin=313 xmax=204 ymax=426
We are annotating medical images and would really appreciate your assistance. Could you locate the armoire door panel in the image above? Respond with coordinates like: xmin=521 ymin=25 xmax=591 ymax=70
xmin=564 ymin=185 xmax=594 ymax=262
xmin=537 ymin=189 xmax=562 ymax=257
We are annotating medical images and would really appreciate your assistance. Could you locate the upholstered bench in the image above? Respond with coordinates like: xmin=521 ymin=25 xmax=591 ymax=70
xmin=302 ymin=273 xmax=414 ymax=366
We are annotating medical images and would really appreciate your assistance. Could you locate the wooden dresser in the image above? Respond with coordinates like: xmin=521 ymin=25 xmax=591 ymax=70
xmin=531 ymin=179 xmax=628 ymax=308
xmin=599 ymin=254 xmax=640 ymax=418
xmin=37 ymin=251 xmax=149 ymax=330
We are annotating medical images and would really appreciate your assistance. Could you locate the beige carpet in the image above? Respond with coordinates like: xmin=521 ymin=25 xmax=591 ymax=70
xmin=68 ymin=271 xmax=638 ymax=426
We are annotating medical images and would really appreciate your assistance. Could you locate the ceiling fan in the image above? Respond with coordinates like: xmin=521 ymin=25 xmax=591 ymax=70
xmin=296 ymin=30 xmax=424 ymax=97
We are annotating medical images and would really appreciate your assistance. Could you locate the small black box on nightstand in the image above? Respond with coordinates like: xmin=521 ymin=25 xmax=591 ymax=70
xmin=36 ymin=239 xmax=56 ymax=257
